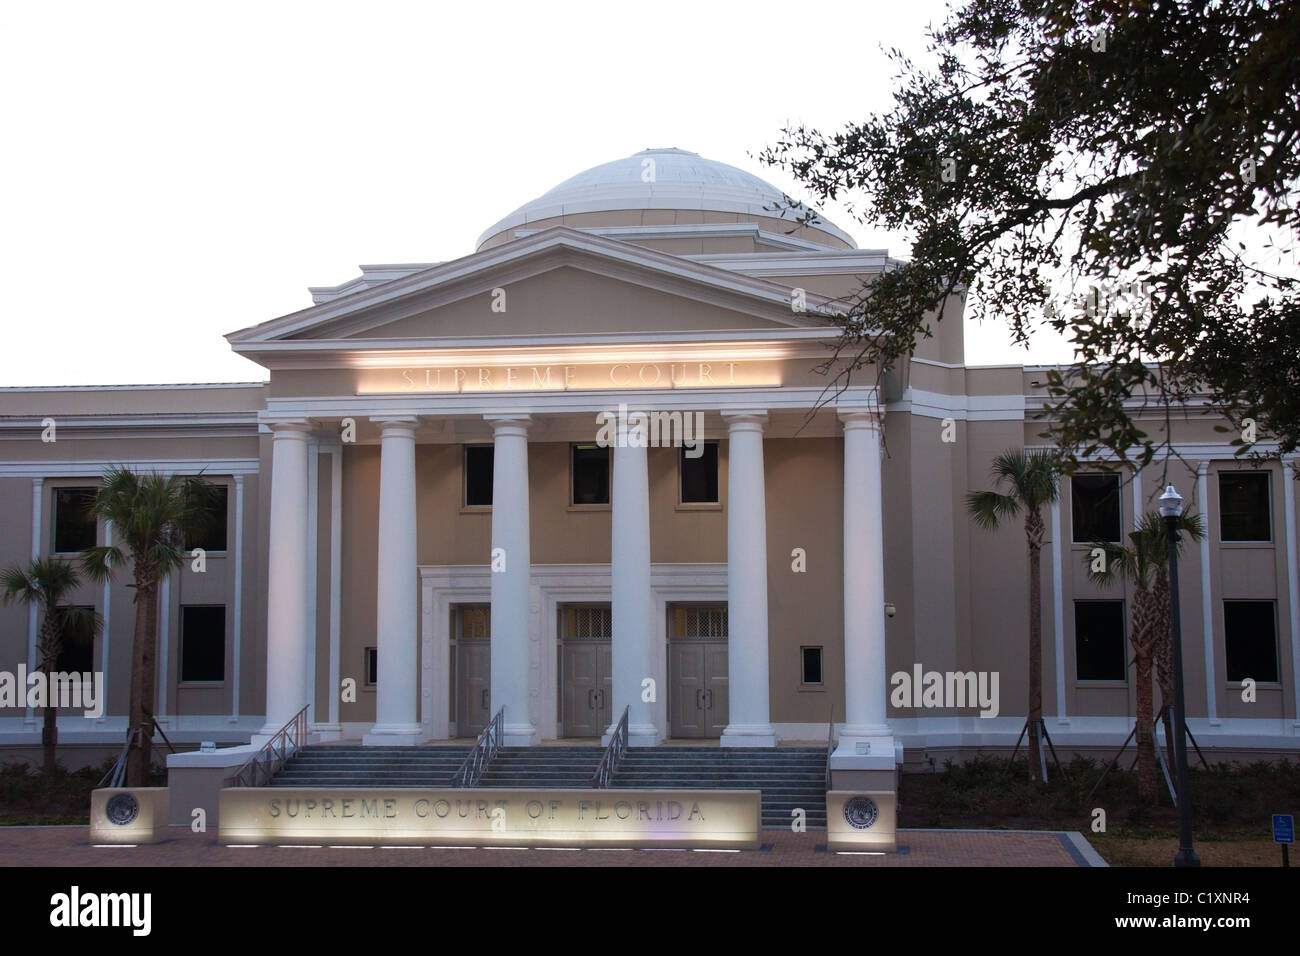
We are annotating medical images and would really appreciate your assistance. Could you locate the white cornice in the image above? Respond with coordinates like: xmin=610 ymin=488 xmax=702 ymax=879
xmin=0 ymin=458 xmax=260 ymax=478
xmin=229 ymin=327 xmax=848 ymax=369
xmin=0 ymin=382 xmax=265 ymax=393
xmin=259 ymin=384 xmax=878 ymax=422
xmin=689 ymin=250 xmax=899 ymax=277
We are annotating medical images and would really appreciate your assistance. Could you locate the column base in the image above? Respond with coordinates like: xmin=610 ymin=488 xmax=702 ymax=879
xmin=362 ymin=723 xmax=422 ymax=746
xmin=502 ymin=723 xmax=540 ymax=747
xmin=603 ymin=723 xmax=662 ymax=748
xmin=720 ymin=723 xmax=777 ymax=748
xmin=831 ymin=727 xmax=901 ymax=771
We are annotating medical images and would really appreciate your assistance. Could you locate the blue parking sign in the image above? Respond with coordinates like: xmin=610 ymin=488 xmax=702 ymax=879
xmin=1274 ymin=814 xmax=1294 ymax=844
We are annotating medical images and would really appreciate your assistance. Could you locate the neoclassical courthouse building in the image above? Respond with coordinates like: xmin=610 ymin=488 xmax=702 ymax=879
xmin=1 ymin=148 xmax=1297 ymax=769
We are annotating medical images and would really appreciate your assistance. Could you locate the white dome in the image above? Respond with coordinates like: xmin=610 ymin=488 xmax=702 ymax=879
xmin=476 ymin=147 xmax=855 ymax=249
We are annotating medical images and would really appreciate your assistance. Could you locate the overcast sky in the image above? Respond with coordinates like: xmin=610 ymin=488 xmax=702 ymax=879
xmin=0 ymin=0 xmax=1076 ymax=388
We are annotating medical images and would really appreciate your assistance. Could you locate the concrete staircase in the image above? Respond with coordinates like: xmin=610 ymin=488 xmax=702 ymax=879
xmin=611 ymin=747 xmax=828 ymax=829
xmin=267 ymin=743 xmax=828 ymax=829
xmin=477 ymin=746 xmax=603 ymax=788
xmin=269 ymin=745 xmax=472 ymax=788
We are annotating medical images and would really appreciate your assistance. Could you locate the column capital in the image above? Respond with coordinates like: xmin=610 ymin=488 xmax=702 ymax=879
xmin=484 ymin=413 xmax=533 ymax=437
xmin=268 ymin=420 xmax=314 ymax=441
xmin=721 ymin=409 xmax=767 ymax=433
xmin=371 ymin=415 xmax=420 ymax=437
xmin=838 ymin=407 xmax=884 ymax=430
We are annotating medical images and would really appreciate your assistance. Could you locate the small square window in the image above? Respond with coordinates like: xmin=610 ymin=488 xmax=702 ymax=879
xmin=55 ymin=606 xmax=95 ymax=673
xmin=53 ymin=487 xmax=97 ymax=553
xmin=681 ymin=442 xmax=719 ymax=504
xmin=180 ymin=605 xmax=225 ymax=682
xmin=1075 ymin=600 xmax=1126 ymax=681
xmin=364 ymin=647 xmax=378 ymax=686
xmin=801 ymin=646 xmax=823 ymax=685
xmin=1219 ymin=472 xmax=1270 ymax=542
xmin=464 ymin=445 xmax=493 ymax=507
xmin=572 ymin=444 xmax=610 ymax=505
xmin=185 ymin=485 xmax=229 ymax=552
xmin=1224 ymin=600 xmax=1278 ymax=683
xmin=1071 ymin=474 xmax=1121 ymax=543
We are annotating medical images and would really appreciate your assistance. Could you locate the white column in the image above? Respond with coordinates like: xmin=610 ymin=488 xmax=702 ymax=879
xmin=324 ymin=447 xmax=343 ymax=738
xmin=257 ymin=423 xmax=313 ymax=739
xmin=609 ymin=435 xmax=662 ymax=746
xmin=1282 ymin=455 xmax=1300 ymax=732
xmin=834 ymin=408 xmax=897 ymax=768
xmin=157 ymin=572 xmax=170 ymax=722
xmin=1051 ymin=495 xmax=1068 ymax=725
xmin=305 ymin=441 xmax=319 ymax=727
xmin=364 ymin=417 xmax=421 ymax=745
xmin=720 ymin=411 xmax=776 ymax=747
xmin=487 ymin=414 xmax=538 ymax=745
xmin=1197 ymin=461 xmax=1219 ymax=724
xmin=229 ymin=475 xmax=244 ymax=722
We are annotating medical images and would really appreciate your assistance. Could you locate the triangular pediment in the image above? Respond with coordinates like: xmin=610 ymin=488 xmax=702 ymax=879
xmin=226 ymin=227 xmax=836 ymax=349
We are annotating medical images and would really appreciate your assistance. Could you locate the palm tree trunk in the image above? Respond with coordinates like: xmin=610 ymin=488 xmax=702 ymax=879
xmin=38 ymin=617 xmax=59 ymax=775
xmin=126 ymin=574 xmax=159 ymax=788
xmin=1026 ymin=524 xmax=1044 ymax=781
xmin=1134 ymin=646 xmax=1158 ymax=801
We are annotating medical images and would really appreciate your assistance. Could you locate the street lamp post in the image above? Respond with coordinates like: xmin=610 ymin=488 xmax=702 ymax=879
xmin=1159 ymin=484 xmax=1200 ymax=868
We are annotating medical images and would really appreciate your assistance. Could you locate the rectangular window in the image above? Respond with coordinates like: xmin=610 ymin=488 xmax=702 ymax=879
xmin=801 ymin=646 xmax=823 ymax=685
xmin=572 ymin=444 xmax=610 ymax=505
xmin=364 ymin=647 xmax=378 ymax=686
xmin=53 ymin=487 xmax=97 ymax=553
xmin=1071 ymin=474 xmax=1121 ymax=543
xmin=1219 ymin=472 xmax=1271 ymax=542
xmin=55 ymin=606 xmax=95 ymax=673
xmin=1224 ymin=600 xmax=1278 ymax=683
xmin=464 ymin=445 xmax=494 ymax=507
xmin=179 ymin=605 xmax=225 ymax=682
xmin=186 ymin=485 xmax=229 ymax=552
xmin=680 ymin=441 xmax=720 ymax=504
xmin=1074 ymin=600 xmax=1126 ymax=681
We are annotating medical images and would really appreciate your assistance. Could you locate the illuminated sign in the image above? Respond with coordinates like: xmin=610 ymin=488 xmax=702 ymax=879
xmin=357 ymin=361 xmax=781 ymax=394
xmin=219 ymin=787 xmax=761 ymax=849
xmin=825 ymin=790 xmax=897 ymax=852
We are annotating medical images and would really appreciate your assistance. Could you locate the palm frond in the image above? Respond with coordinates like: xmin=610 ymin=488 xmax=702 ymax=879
xmin=966 ymin=490 xmax=1019 ymax=530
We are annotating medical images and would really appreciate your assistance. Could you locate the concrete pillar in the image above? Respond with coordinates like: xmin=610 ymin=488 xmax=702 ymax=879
xmin=487 ymin=414 xmax=538 ymax=745
xmin=258 ymin=423 xmax=312 ymax=739
xmin=720 ymin=410 xmax=776 ymax=747
xmin=834 ymin=408 xmax=897 ymax=770
xmin=364 ymin=417 xmax=421 ymax=745
xmin=609 ymin=437 xmax=662 ymax=746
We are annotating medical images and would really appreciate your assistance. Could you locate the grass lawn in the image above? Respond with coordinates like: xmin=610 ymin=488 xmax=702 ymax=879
xmin=899 ymin=755 xmax=1299 ymax=866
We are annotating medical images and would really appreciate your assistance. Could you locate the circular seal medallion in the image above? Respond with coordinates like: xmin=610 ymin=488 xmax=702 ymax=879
xmin=105 ymin=793 xmax=139 ymax=827
xmin=843 ymin=795 xmax=879 ymax=830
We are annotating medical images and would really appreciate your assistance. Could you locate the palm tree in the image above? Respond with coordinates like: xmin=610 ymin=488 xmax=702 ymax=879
xmin=79 ymin=468 xmax=219 ymax=787
xmin=1088 ymin=511 xmax=1205 ymax=803
xmin=967 ymin=449 xmax=1060 ymax=781
xmin=0 ymin=557 xmax=102 ymax=774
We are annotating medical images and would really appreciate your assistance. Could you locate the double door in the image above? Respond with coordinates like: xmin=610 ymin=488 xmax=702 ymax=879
xmin=668 ymin=605 xmax=729 ymax=738
xmin=560 ymin=606 xmax=612 ymax=737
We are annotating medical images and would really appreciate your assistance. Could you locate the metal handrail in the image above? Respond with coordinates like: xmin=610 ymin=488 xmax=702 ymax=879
xmin=455 ymin=706 xmax=504 ymax=787
xmin=824 ymin=704 xmax=835 ymax=793
xmin=229 ymin=705 xmax=309 ymax=788
xmin=592 ymin=705 xmax=629 ymax=788
xmin=98 ymin=726 xmax=138 ymax=789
